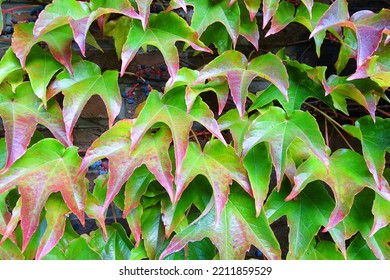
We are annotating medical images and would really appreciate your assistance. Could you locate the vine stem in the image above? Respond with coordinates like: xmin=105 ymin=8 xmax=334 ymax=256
xmin=304 ymin=102 xmax=355 ymax=151
xmin=190 ymin=129 xmax=202 ymax=147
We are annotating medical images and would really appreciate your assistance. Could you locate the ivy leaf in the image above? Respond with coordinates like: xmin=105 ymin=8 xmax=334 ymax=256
xmin=0 ymin=198 xmax=21 ymax=247
xmin=371 ymin=192 xmax=390 ymax=237
xmin=0 ymin=139 xmax=86 ymax=251
xmin=289 ymin=150 xmax=390 ymax=232
xmin=12 ymin=23 xmax=74 ymax=74
xmin=186 ymin=0 xmax=240 ymax=47
xmin=175 ymin=140 xmax=251 ymax=225
xmin=130 ymin=89 xmax=226 ymax=175
xmin=126 ymin=205 xmax=143 ymax=247
xmin=65 ymin=237 xmax=102 ymax=260
xmin=120 ymin=12 xmax=211 ymax=82
xmin=35 ymin=193 xmax=70 ymax=260
xmin=135 ymin=0 xmax=153 ymax=29
xmin=25 ymin=46 xmax=63 ymax=105
xmin=347 ymin=233 xmax=377 ymax=260
xmin=0 ymin=191 xmax=16 ymax=244
xmin=229 ymin=0 xmax=260 ymax=21
xmin=104 ymin=17 xmax=132 ymax=59
xmin=0 ymin=235 xmax=24 ymax=260
xmin=0 ymin=48 xmax=23 ymax=85
xmin=0 ymin=83 xmax=70 ymax=171
xmin=266 ymin=1 xmax=295 ymax=36
xmin=78 ymin=119 xmax=174 ymax=214
xmin=344 ymin=116 xmax=390 ymax=191
xmin=47 ymin=60 xmax=121 ymax=141
xmin=142 ymin=204 xmax=166 ymax=259
xmin=243 ymin=106 xmax=329 ymax=190
xmin=302 ymin=241 xmax=344 ymax=260
xmin=238 ymin=0 xmax=259 ymax=50
xmin=311 ymin=0 xmax=390 ymax=68
xmin=194 ymin=50 xmax=289 ymax=118
xmin=160 ymin=184 xmax=281 ymax=260
xmin=89 ymin=223 xmax=133 ymax=260
xmin=250 ymin=65 xmax=333 ymax=115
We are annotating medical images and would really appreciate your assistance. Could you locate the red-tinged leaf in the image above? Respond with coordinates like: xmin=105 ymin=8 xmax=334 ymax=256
xmin=243 ymin=106 xmax=329 ymax=190
xmin=130 ymin=89 xmax=226 ymax=175
xmin=238 ymin=0 xmax=259 ymax=50
xmin=343 ymin=117 xmax=390 ymax=192
xmin=266 ymin=1 xmax=295 ymax=37
xmin=167 ymin=0 xmax=188 ymax=12
xmin=0 ymin=48 xmax=22 ymax=85
xmin=25 ymin=46 xmax=63 ymax=105
xmin=12 ymin=23 xmax=74 ymax=74
xmin=48 ymin=60 xmax=121 ymax=141
xmin=69 ymin=0 xmax=141 ymax=56
xmin=262 ymin=0 xmax=280 ymax=28
xmin=311 ymin=0 xmax=390 ymax=68
xmin=194 ymin=50 xmax=289 ymax=118
xmin=85 ymin=192 xmax=108 ymax=240
xmin=141 ymin=204 xmax=165 ymax=259
xmin=265 ymin=180 xmax=345 ymax=259
xmin=135 ymin=0 xmax=153 ymax=29
xmin=35 ymin=193 xmax=70 ymax=260
xmin=126 ymin=205 xmax=143 ymax=247
xmin=0 ymin=139 xmax=86 ymax=251
xmin=229 ymin=0 xmax=260 ymax=21
xmin=0 ymin=83 xmax=70 ymax=171
xmin=160 ymin=184 xmax=281 ymax=260
xmin=290 ymin=150 xmax=390 ymax=232
xmin=120 ymin=12 xmax=211 ymax=82
xmin=349 ymin=43 xmax=390 ymax=88
xmin=186 ymin=0 xmax=240 ymax=47
xmin=0 ymin=199 xmax=21 ymax=247
xmin=0 ymin=191 xmax=17 ymax=244
xmin=175 ymin=140 xmax=251 ymax=226
xmin=79 ymin=120 xmax=174 ymax=213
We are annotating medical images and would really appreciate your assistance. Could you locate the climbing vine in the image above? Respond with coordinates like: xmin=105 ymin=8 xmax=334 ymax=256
xmin=0 ymin=0 xmax=389 ymax=260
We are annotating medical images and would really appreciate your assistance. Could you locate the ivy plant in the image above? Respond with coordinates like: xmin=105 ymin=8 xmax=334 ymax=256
xmin=0 ymin=0 xmax=389 ymax=260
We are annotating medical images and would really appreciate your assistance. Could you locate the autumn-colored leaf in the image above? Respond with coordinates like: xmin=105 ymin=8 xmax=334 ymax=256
xmin=194 ymin=50 xmax=289 ymax=118
xmin=0 ymin=198 xmax=21 ymax=247
xmin=0 ymin=139 xmax=86 ymax=251
xmin=160 ymin=184 xmax=281 ymax=260
xmin=135 ymin=0 xmax=153 ymax=29
xmin=47 ymin=60 xmax=121 ymax=141
xmin=311 ymin=0 xmax=390 ymax=68
xmin=0 ymin=83 xmax=70 ymax=171
xmin=229 ymin=0 xmax=260 ymax=21
xmin=289 ymin=150 xmax=390 ymax=233
xmin=175 ymin=140 xmax=251 ymax=225
xmin=120 ymin=12 xmax=211 ymax=82
xmin=130 ymin=89 xmax=225 ymax=175
xmin=243 ymin=106 xmax=329 ymax=190
xmin=344 ymin=116 xmax=390 ymax=191
xmin=79 ymin=120 xmax=174 ymax=214
xmin=238 ymin=0 xmax=259 ymax=50
xmin=35 ymin=193 xmax=70 ymax=260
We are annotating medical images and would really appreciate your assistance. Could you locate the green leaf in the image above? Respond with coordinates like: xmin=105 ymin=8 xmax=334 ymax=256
xmin=302 ymin=240 xmax=344 ymax=260
xmin=265 ymin=181 xmax=342 ymax=259
xmin=126 ymin=205 xmax=143 ymax=247
xmin=176 ymin=140 xmax=251 ymax=226
xmin=79 ymin=120 xmax=174 ymax=214
xmin=12 ymin=23 xmax=74 ymax=74
xmin=48 ymin=60 xmax=121 ymax=140
xmin=243 ymin=106 xmax=329 ymax=190
xmin=347 ymin=233 xmax=377 ymax=260
xmin=199 ymin=23 xmax=233 ymax=54
xmin=25 ymin=46 xmax=63 ymax=105
xmin=0 ymin=139 xmax=86 ymax=251
xmin=344 ymin=116 xmax=390 ymax=191
xmin=35 ymin=193 xmax=70 ymax=260
xmin=243 ymin=143 xmax=272 ymax=217
xmin=290 ymin=150 xmax=389 ymax=233
xmin=0 ymin=138 xmax=6 ymax=170
xmin=187 ymin=0 xmax=240 ymax=47
xmin=89 ymin=223 xmax=133 ymax=260
xmin=195 ymin=50 xmax=289 ymax=117
xmin=65 ymin=237 xmax=102 ymax=260
xmin=250 ymin=65 xmax=333 ymax=115
xmin=229 ymin=0 xmax=260 ymax=21
xmin=160 ymin=184 xmax=281 ymax=260
xmin=141 ymin=204 xmax=165 ymax=259
xmin=104 ymin=16 xmax=132 ymax=59
xmin=0 ymin=83 xmax=70 ymax=171
xmin=266 ymin=1 xmax=295 ymax=36
xmin=0 ymin=235 xmax=24 ymax=260
xmin=121 ymin=12 xmax=211 ymax=82
xmin=0 ymin=48 xmax=22 ymax=85
xmin=130 ymin=89 xmax=226 ymax=177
